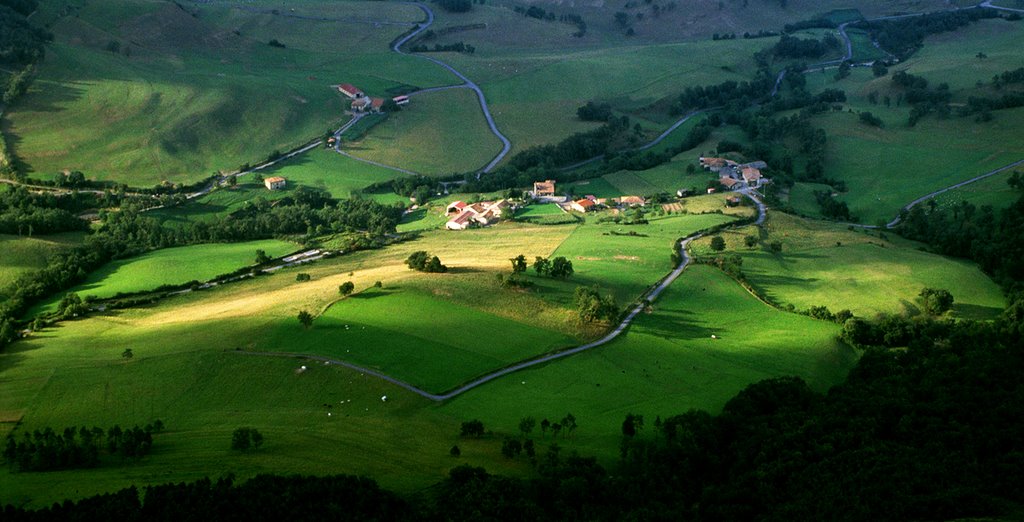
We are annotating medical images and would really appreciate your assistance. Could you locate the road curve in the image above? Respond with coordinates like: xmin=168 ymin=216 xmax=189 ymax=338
xmin=393 ymin=3 xmax=512 ymax=173
xmin=980 ymin=0 xmax=1024 ymax=12
xmin=558 ymin=109 xmax=712 ymax=172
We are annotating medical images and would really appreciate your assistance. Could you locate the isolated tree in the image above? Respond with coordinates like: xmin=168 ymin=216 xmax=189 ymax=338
xmin=533 ymin=256 xmax=551 ymax=276
xmin=254 ymin=250 xmax=271 ymax=264
xmin=920 ymin=288 xmax=954 ymax=315
xmin=744 ymin=235 xmax=758 ymax=247
xmin=550 ymin=421 xmax=562 ymax=439
xmin=425 ymin=255 xmax=448 ymax=273
xmin=510 ymin=254 xmax=527 ymax=274
xmin=297 ymin=310 xmax=314 ymax=329
xmin=710 ymin=236 xmax=726 ymax=251
xmin=561 ymin=413 xmax=577 ymax=437
xmin=339 ymin=281 xmax=355 ymax=296
xmin=769 ymin=241 xmax=783 ymax=253
xmin=450 ymin=445 xmax=461 ymax=457
xmin=575 ymin=286 xmax=618 ymax=323
xmin=540 ymin=418 xmax=551 ymax=436
xmin=227 ymin=175 xmax=237 ymax=187
xmin=296 ymin=273 xmax=311 ymax=282
xmin=519 ymin=417 xmax=536 ymax=437
xmin=621 ymin=413 xmax=644 ymax=438
xmin=872 ymin=60 xmax=889 ymax=77
xmin=121 ymin=348 xmax=133 ymax=361
xmin=549 ymin=256 xmax=574 ymax=279
xmin=406 ymin=251 xmax=429 ymax=271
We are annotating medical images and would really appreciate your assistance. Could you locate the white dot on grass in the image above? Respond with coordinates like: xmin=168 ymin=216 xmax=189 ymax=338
xmin=521 ymin=381 xmax=526 ymax=385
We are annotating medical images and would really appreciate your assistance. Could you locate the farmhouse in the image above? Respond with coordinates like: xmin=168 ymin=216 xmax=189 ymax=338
xmin=392 ymin=95 xmax=410 ymax=106
xmin=446 ymin=199 xmax=512 ymax=230
xmin=264 ymin=177 xmax=286 ymax=190
xmin=742 ymin=167 xmax=762 ymax=184
xmin=699 ymin=157 xmax=739 ymax=172
xmin=533 ymin=180 xmax=556 ymax=198
xmin=571 ymin=199 xmax=596 ymax=213
xmin=351 ymin=97 xmax=372 ymax=112
xmin=705 ymin=155 xmax=771 ymax=190
xmin=370 ymin=98 xmax=385 ymax=112
xmin=338 ymin=83 xmax=364 ymax=99
xmin=720 ymin=177 xmax=741 ymax=189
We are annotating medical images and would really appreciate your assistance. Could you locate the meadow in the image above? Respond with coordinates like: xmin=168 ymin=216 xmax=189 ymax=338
xmin=344 ymin=88 xmax=502 ymax=175
xmin=30 ymin=240 xmax=297 ymax=315
xmin=2 ymin=0 xmax=455 ymax=186
xmin=690 ymin=213 xmax=1006 ymax=319
xmin=0 ymin=255 xmax=857 ymax=508
xmin=0 ymin=233 xmax=85 ymax=300
xmin=252 ymin=148 xmax=408 ymax=198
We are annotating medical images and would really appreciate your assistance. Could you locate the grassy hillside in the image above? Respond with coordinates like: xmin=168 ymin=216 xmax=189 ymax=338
xmin=0 ymin=233 xmax=85 ymax=300
xmin=345 ymin=88 xmax=502 ymax=175
xmin=2 ymin=0 xmax=456 ymax=186
xmin=690 ymin=213 xmax=1006 ymax=319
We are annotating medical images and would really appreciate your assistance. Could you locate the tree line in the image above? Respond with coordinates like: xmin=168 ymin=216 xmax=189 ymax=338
xmin=3 ymin=422 xmax=162 ymax=472
xmin=859 ymin=7 xmax=1001 ymax=60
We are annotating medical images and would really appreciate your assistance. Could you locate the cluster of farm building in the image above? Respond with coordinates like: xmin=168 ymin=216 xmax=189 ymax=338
xmin=338 ymin=83 xmax=409 ymax=113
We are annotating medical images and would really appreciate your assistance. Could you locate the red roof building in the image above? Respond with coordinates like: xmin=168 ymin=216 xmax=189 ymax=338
xmin=339 ymin=84 xmax=364 ymax=99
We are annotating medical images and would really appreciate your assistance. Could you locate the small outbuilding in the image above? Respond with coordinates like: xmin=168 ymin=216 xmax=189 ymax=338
xmin=571 ymin=199 xmax=596 ymax=213
xmin=264 ymin=176 xmax=286 ymax=190
xmin=339 ymin=83 xmax=364 ymax=99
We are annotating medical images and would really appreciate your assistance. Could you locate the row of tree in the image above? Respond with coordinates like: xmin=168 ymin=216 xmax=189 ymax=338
xmin=3 ymin=422 xmax=162 ymax=472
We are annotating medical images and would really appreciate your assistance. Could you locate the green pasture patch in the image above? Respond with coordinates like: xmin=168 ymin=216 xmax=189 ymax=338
xmin=515 ymin=203 xmax=565 ymax=218
xmin=30 ymin=240 xmax=297 ymax=315
xmin=440 ymin=264 xmax=858 ymax=462
xmin=345 ymin=88 xmax=502 ymax=175
xmin=906 ymin=18 xmax=1024 ymax=93
xmin=566 ymin=178 xmax=623 ymax=199
xmin=846 ymin=28 xmax=888 ymax=62
xmin=397 ymin=207 xmax=449 ymax=233
xmin=931 ymin=168 xmax=1019 ymax=211
xmin=691 ymin=213 xmax=1005 ymax=319
xmin=786 ymin=182 xmax=834 ymax=218
xmin=147 ymin=184 xmax=291 ymax=227
xmin=257 ymin=286 xmax=579 ymax=393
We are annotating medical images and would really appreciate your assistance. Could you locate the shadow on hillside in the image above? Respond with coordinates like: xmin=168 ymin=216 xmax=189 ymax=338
xmin=637 ymin=308 xmax=716 ymax=342
xmin=952 ymin=303 xmax=1003 ymax=321
xmin=349 ymin=289 xmax=395 ymax=300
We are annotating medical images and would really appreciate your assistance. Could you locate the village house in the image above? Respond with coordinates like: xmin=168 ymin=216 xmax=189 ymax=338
xmin=533 ymin=180 xmax=556 ymax=198
xmin=720 ymin=177 xmax=741 ymax=190
xmin=264 ymin=176 xmax=286 ymax=190
xmin=570 ymin=199 xmax=596 ymax=213
xmin=445 ymin=200 xmax=512 ymax=230
xmin=370 ymin=98 xmax=385 ymax=112
xmin=704 ymin=155 xmax=771 ymax=190
xmin=392 ymin=95 xmax=410 ymax=106
xmin=741 ymin=167 xmax=762 ymax=184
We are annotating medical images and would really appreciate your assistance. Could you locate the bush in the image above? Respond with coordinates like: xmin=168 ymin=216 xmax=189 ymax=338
xmin=231 ymin=427 xmax=264 ymax=452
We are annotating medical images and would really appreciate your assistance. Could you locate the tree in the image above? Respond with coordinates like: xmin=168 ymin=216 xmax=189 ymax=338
xmin=872 ymin=60 xmax=889 ymax=77
xmin=255 ymin=250 xmax=271 ymax=264
xmin=550 ymin=422 xmax=562 ymax=439
xmin=425 ymin=256 xmax=448 ymax=273
xmin=450 ymin=445 xmax=461 ymax=457
xmin=574 ymin=286 xmax=618 ymax=323
xmin=744 ymin=235 xmax=758 ymax=247
xmin=540 ymin=418 xmax=551 ymax=436
xmin=561 ymin=413 xmax=577 ymax=437
xmin=406 ymin=251 xmax=429 ymax=271
xmin=121 ymin=348 xmax=133 ymax=361
xmin=518 ymin=417 xmax=536 ymax=437
xmin=533 ymin=256 xmax=551 ymax=276
xmin=460 ymin=420 xmax=485 ymax=438
xmin=919 ymin=287 xmax=954 ymax=315
xmin=710 ymin=236 xmax=726 ymax=251
xmin=510 ymin=254 xmax=527 ymax=274
xmin=231 ymin=427 xmax=263 ymax=452
xmin=769 ymin=241 xmax=783 ymax=253
xmin=501 ymin=438 xmax=523 ymax=458
xmin=295 ymin=273 xmax=311 ymax=282
xmin=339 ymin=281 xmax=355 ymax=296
xmin=621 ymin=413 xmax=644 ymax=438
xmin=549 ymin=256 xmax=574 ymax=279
xmin=297 ymin=310 xmax=314 ymax=328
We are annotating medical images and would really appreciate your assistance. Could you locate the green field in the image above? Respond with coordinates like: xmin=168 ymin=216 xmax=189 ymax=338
xmin=691 ymin=213 xmax=1006 ymax=319
xmin=0 ymin=233 xmax=85 ymax=299
xmin=551 ymin=212 xmax=739 ymax=302
xmin=515 ymin=203 xmax=565 ymax=217
xmin=30 ymin=240 xmax=297 ymax=315
xmin=2 ymin=0 xmax=455 ymax=186
xmin=345 ymin=88 xmax=502 ymax=175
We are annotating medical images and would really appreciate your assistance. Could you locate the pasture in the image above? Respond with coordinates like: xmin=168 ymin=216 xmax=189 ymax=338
xmin=551 ymin=212 xmax=738 ymax=303
xmin=345 ymin=88 xmax=502 ymax=175
xmin=254 ymin=148 xmax=408 ymax=198
xmin=29 ymin=240 xmax=297 ymax=315
xmin=3 ymin=0 xmax=454 ymax=186
xmin=690 ymin=213 xmax=1006 ymax=319
xmin=438 ymin=264 xmax=859 ymax=462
